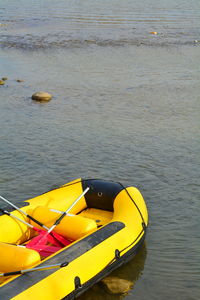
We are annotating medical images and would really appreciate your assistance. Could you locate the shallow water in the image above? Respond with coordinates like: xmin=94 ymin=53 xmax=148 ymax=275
xmin=0 ymin=0 xmax=200 ymax=299
xmin=0 ymin=0 xmax=200 ymax=49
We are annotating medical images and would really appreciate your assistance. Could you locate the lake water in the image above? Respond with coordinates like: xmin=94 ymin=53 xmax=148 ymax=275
xmin=0 ymin=0 xmax=200 ymax=299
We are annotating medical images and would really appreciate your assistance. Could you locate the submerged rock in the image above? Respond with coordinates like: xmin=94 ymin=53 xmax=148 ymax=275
xmin=2 ymin=77 xmax=8 ymax=81
xmin=16 ymin=79 xmax=24 ymax=83
xmin=101 ymin=276 xmax=133 ymax=295
xmin=0 ymin=80 xmax=5 ymax=85
xmin=31 ymin=92 xmax=52 ymax=102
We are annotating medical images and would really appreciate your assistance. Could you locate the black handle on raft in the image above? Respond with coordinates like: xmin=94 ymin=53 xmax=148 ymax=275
xmin=60 ymin=262 xmax=69 ymax=268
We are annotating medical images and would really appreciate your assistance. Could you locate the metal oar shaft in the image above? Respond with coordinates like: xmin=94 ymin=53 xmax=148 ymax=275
xmin=0 ymin=195 xmax=49 ymax=231
xmin=0 ymin=195 xmax=25 ymax=215
xmin=47 ymin=187 xmax=90 ymax=234
xmin=0 ymin=186 xmax=90 ymax=242
xmin=65 ymin=187 xmax=90 ymax=215
xmin=0 ymin=208 xmax=34 ymax=229
xmin=50 ymin=208 xmax=74 ymax=216
xmin=0 ymin=261 xmax=68 ymax=277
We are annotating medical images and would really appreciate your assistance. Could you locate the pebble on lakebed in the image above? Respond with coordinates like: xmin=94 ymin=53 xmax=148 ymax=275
xmin=31 ymin=92 xmax=52 ymax=102
xmin=101 ymin=276 xmax=133 ymax=295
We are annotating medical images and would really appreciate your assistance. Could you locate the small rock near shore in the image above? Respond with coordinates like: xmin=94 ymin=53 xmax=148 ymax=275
xmin=0 ymin=80 xmax=5 ymax=85
xmin=31 ymin=92 xmax=52 ymax=102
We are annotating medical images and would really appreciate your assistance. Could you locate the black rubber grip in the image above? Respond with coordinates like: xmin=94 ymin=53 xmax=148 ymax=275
xmin=0 ymin=208 xmax=10 ymax=216
xmin=54 ymin=213 xmax=66 ymax=226
xmin=27 ymin=214 xmax=45 ymax=228
xmin=3 ymin=270 xmax=21 ymax=276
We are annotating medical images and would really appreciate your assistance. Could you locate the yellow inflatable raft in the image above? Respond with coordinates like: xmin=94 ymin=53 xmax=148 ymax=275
xmin=0 ymin=178 xmax=148 ymax=300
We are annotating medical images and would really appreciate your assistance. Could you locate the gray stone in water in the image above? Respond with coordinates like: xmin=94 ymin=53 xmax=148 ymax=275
xmin=32 ymin=92 xmax=52 ymax=102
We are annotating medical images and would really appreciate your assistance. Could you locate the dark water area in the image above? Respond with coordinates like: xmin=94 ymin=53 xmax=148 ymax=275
xmin=0 ymin=0 xmax=200 ymax=299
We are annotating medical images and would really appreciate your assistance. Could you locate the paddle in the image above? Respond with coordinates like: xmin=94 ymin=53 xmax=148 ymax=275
xmin=0 ymin=261 xmax=69 ymax=277
xmin=0 ymin=208 xmax=70 ymax=257
xmin=0 ymin=187 xmax=89 ymax=256
xmin=0 ymin=204 xmax=69 ymax=248
xmin=0 ymin=195 xmax=49 ymax=231
xmin=36 ymin=187 xmax=90 ymax=245
xmin=0 ymin=208 xmax=38 ymax=228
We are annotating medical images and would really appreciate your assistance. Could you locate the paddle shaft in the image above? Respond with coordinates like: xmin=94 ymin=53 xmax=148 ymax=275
xmin=0 ymin=208 xmax=34 ymax=229
xmin=0 ymin=262 xmax=68 ymax=277
xmin=50 ymin=208 xmax=74 ymax=216
xmin=47 ymin=187 xmax=90 ymax=234
xmin=0 ymin=195 xmax=49 ymax=231
xmin=0 ymin=186 xmax=89 ymax=239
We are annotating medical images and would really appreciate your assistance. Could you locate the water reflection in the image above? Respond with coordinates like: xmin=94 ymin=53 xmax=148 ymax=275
xmin=78 ymin=243 xmax=147 ymax=300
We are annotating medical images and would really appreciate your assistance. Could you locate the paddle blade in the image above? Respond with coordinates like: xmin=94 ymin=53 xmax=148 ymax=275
xmin=26 ymin=229 xmax=71 ymax=257
xmin=26 ymin=243 xmax=62 ymax=257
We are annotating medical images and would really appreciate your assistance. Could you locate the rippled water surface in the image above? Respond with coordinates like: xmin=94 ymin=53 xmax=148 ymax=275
xmin=0 ymin=0 xmax=200 ymax=299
